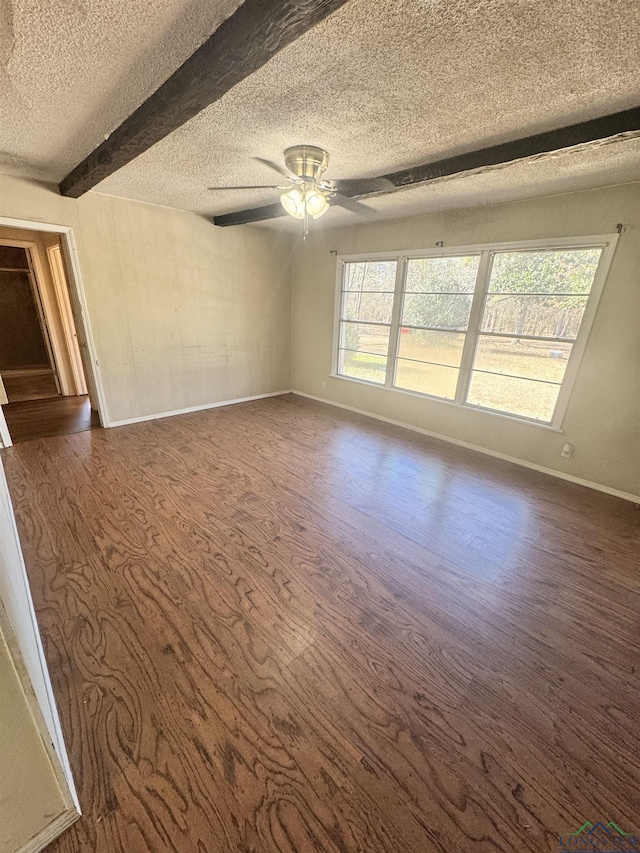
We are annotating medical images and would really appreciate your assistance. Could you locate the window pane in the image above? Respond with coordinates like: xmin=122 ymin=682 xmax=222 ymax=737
xmin=339 ymin=349 xmax=387 ymax=384
xmin=481 ymin=294 xmax=587 ymax=339
xmin=394 ymin=360 xmax=459 ymax=399
xmin=467 ymin=371 xmax=559 ymax=421
xmin=474 ymin=337 xmax=572 ymax=383
xmin=489 ymin=248 xmax=601 ymax=294
xmin=341 ymin=291 xmax=394 ymax=323
xmin=343 ymin=261 xmax=397 ymax=292
xmin=402 ymin=294 xmax=472 ymax=330
xmin=340 ymin=322 xmax=390 ymax=355
xmin=397 ymin=329 xmax=465 ymax=368
xmin=406 ymin=256 xmax=480 ymax=293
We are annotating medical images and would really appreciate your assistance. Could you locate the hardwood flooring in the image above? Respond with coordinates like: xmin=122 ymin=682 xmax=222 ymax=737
xmin=2 ymin=394 xmax=639 ymax=853
xmin=1 ymin=369 xmax=59 ymax=402
xmin=2 ymin=395 xmax=100 ymax=443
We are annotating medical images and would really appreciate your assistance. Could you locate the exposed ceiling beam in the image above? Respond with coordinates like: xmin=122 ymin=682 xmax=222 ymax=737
xmin=382 ymin=106 xmax=640 ymax=190
xmin=59 ymin=0 xmax=352 ymax=198
xmin=213 ymin=202 xmax=286 ymax=226
xmin=212 ymin=105 xmax=640 ymax=227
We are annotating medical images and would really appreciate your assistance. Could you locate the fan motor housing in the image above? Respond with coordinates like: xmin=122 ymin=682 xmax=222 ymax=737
xmin=284 ymin=146 xmax=329 ymax=181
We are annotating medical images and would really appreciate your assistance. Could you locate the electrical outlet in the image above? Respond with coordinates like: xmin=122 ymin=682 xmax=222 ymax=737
xmin=321 ymin=380 xmax=326 ymax=390
xmin=561 ymin=443 xmax=573 ymax=458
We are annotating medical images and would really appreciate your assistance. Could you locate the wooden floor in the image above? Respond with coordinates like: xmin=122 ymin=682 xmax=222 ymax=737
xmin=2 ymin=369 xmax=59 ymax=402
xmin=2 ymin=394 xmax=639 ymax=853
xmin=2 ymin=395 xmax=100 ymax=443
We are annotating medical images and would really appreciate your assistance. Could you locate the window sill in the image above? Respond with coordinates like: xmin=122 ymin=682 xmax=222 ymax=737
xmin=328 ymin=373 xmax=565 ymax=433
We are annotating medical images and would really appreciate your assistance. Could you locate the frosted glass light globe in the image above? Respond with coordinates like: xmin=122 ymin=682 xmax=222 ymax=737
xmin=305 ymin=189 xmax=330 ymax=218
xmin=280 ymin=188 xmax=305 ymax=219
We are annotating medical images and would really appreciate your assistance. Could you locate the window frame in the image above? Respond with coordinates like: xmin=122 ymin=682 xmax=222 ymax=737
xmin=331 ymin=234 xmax=619 ymax=431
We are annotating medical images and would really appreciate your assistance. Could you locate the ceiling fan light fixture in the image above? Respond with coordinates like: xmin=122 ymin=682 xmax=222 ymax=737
xmin=280 ymin=185 xmax=331 ymax=221
xmin=284 ymin=145 xmax=329 ymax=182
xmin=305 ymin=188 xmax=330 ymax=218
xmin=280 ymin=187 xmax=305 ymax=219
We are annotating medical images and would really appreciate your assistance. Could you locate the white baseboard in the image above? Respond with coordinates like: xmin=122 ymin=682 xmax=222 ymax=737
xmin=16 ymin=807 xmax=80 ymax=853
xmin=292 ymin=391 xmax=640 ymax=504
xmin=106 ymin=390 xmax=292 ymax=428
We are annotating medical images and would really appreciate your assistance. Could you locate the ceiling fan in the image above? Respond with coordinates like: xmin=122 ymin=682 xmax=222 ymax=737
xmin=208 ymin=146 xmax=391 ymax=236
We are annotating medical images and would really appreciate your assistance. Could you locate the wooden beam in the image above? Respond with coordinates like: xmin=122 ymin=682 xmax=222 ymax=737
xmin=214 ymin=202 xmax=288 ymax=227
xmin=212 ymin=106 xmax=640 ymax=226
xmin=59 ymin=0 xmax=352 ymax=198
xmin=381 ymin=106 xmax=640 ymax=190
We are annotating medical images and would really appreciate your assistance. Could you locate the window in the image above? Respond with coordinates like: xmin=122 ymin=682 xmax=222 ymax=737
xmin=333 ymin=236 xmax=617 ymax=428
xmin=337 ymin=260 xmax=397 ymax=384
xmin=395 ymin=255 xmax=479 ymax=400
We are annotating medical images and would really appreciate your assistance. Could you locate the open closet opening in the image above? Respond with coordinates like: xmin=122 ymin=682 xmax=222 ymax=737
xmin=0 ymin=225 xmax=100 ymax=443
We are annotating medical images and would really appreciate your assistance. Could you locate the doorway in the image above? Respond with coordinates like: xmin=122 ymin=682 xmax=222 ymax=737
xmin=0 ymin=225 xmax=101 ymax=444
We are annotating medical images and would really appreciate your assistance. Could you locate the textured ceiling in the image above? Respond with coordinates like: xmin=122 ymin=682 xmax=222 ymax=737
xmin=1 ymin=0 xmax=639 ymax=227
xmin=0 ymin=0 xmax=240 ymax=178
xmin=256 ymin=137 xmax=640 ymax=232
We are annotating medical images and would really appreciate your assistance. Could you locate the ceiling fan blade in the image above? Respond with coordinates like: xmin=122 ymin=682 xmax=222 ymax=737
xmin=331 ymin=194 xmax=376 ymax=216
xmin=332 ymin=177 xmax=395 ymax=196
xmin=208 ymin=185 xmax=281 ymax=191
xmin=255 ymin=157 xmax=292 ymax=179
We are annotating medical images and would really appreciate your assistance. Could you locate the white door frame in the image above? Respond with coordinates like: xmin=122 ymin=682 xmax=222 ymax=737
xmin=46 ymin=241 xmax=88 ymax=396
xmin=0 ymin=217 xmax=109 ymax=446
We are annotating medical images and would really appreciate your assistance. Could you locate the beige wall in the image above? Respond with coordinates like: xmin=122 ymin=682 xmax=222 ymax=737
xmin=0 ymin=175 xmax=293 ymax=424
xmin=0 ymin=625 xmax=70 ymax=853
xmin=1 ymin=175 xmax=637 ymax=494
xmin=292 ymin=183 xmax=640 ymax=497
xmin=0 ymin=456 xmax=78 ymax=815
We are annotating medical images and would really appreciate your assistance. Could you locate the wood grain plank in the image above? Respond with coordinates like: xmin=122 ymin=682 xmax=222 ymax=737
xmin=2 ymin=394 xmax=639 ymax=852
xmin=2 ymin=395 xmax=99 ymax=443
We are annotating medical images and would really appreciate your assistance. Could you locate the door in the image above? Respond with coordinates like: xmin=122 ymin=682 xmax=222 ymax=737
xmin=57 ymin=238 xmax=99 ymax=411
xmin=46 ymin=242 xmax=88 ymax=396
